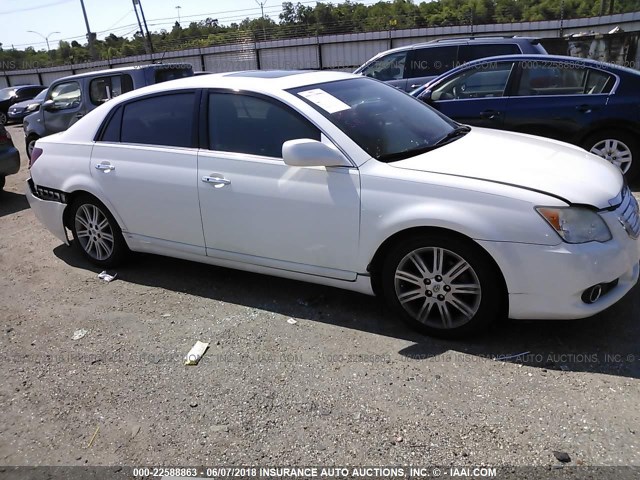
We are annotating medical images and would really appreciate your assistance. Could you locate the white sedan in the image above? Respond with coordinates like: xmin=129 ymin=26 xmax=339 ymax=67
xmin=26 ymin=70 xmax=640 ymax=337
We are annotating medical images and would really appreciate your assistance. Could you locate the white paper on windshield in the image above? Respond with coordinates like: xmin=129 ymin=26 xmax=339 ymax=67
xmin=298 ymin=88 xmax=351 ymax=114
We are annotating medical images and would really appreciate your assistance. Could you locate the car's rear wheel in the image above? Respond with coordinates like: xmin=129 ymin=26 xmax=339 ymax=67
xmin=0 ymin=176 xmax=5 ymax=191
xmin=69 ymin=196 xmax=128 ymax=267
xmin=381 ymin=233 xmax=504 ymax=338
xmin=585 ymin=130 xmax=639 ymax=182
xmin=26 ymin=135 xmax=39 ymax=159
xmin=0 ymin=112 xmax=6 ymax=125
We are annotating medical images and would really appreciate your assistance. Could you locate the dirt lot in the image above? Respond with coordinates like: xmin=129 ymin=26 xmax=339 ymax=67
xmin=1 ymin=124 xmax=640 ymax=469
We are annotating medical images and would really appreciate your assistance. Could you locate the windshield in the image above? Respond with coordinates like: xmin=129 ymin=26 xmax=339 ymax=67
xmin=32 ymin=89 xmax=48 ymax=102
xmin=289 ymin=78 xmax=459 ymax=162
xmin=0 ymin=88 xmax=17 ymax=101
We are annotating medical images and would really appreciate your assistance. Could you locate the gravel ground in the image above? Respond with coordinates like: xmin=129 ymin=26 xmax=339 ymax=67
xmin=1 ymin=125 xmax=639 ymax=469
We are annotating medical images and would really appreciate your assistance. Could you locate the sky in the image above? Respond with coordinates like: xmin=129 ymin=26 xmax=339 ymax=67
xmin=0 ymin=0 xmax=343 ymax=51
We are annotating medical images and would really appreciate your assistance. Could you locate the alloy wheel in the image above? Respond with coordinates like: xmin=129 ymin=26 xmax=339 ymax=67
xmin=27 ymin=139 xmax=37 ymax=158
xmin=590 ymin=138 xmax=632 ymax=174
xmin=394 ymin=246 xmax=482 ymax=329
xmin=74 ymin=204 xmax=115 ymax=261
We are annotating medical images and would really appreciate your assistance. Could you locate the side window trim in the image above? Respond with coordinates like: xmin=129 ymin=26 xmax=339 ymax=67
xmin=94 ymin=89 xmax=201 ymax=148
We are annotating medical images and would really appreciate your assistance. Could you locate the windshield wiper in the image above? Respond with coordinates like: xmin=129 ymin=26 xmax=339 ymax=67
xmin=377 ymin=144 xmax=438 ymax=162
xmin=377 ymin=125 xmax=472 ymax=162
xmin=433 ymin=125 xmax=471 ymax=146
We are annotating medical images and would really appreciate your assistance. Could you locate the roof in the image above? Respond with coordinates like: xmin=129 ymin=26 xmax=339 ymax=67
xmin=107 ymin=69 xmax=357 ymax=101
xmin=445 ymin=53 xmax=640 ymax=76
xmin=357 ymin=36 xmax=543 ymax=62
xmin=1 ymin=84 xmax=44 ymax=90
xmin=52 ymin=62 xmax=194 ymax=84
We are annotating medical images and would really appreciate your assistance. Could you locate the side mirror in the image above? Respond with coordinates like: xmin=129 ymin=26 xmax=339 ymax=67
xmin=282 ymin=139 xmax=351 ymax=168
xmin=418 ymin=89 xmax=434 ymax=103
xmin=42 ymin=99 xmax=56 ymax=111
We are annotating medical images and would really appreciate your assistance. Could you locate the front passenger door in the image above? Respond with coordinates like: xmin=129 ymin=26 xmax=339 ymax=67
xmin=428 ymin=61 xmax=516 ymax=129
xmin=197 ymin=91 xmax=361 ymax=279
xmin=43 ymin=81 xmax=85 ymax=133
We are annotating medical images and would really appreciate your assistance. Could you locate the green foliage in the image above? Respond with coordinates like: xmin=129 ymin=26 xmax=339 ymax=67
xmin=0 ymin=0 xmax=637 ymax=70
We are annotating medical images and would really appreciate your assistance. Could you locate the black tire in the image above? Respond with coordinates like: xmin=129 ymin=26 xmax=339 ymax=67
xmin=380 ymin=233 xmax=504 ymax=338
xmin=26 ymin=135 xmax=39 ymax=159
xmin=0 ymin=176 xmax=5 ymax=191
xmin=68 ymin=195 xmax=128 ymax=268
xmin=0 ymin=112 xmax=6 ymax=125
xmin=583 ymin=130 xmax=639 ymax=183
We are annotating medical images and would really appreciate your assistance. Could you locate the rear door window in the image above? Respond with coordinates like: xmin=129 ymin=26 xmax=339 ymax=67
xmin=458 ymin=44 xmax=521 ymax=64
xmin=154 ymin=68 xmax=193 ymax=84
xmin=408 ymin=46 xmax=458 ymax=78
xmin=120 ymin=93 xmax=195 ymax=148
xmin=516 ymin=62 xmax=613 ymax=96
xmin=90 ymin=74 xmax=134 ymax=105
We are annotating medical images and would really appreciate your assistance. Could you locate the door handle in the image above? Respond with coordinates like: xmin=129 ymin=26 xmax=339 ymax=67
xmin=75 ymin=113 xmax=84 ymax=119
xmin=410 ymin=84 xmax=423 ymax=89
xmin=202 ymin=175 xmax=231 ymax=186
xmin=479 ymin=110 xmax=501 ymax=120
xmin=95 ymin=163 xmax=115 ymax=171
xmin=576 ymin=104 xmax=593 ymax=113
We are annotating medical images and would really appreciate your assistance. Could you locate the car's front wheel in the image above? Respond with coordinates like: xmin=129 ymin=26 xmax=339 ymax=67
xmin=0 ymin=112 xmax=7 ymax=125
xmin=381 ymin=233 xmax=504 ymax=338
xmin=585 ymin=130 xmax=639 ymax=182
xmin=68 ymin=195 xmax=128 ymax=267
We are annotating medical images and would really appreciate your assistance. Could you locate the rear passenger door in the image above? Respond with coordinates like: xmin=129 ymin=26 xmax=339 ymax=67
xmin=502 ymin=61 xmax=612 ymax=142
xmin=90 ymin=91 xmax=205 ymax=253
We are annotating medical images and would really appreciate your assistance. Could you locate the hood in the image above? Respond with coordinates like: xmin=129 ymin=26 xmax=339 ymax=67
xmin=390 ymin=127 xmax=623 ymax=208
xmin=11 ymin=98 xmax=42 ymax=110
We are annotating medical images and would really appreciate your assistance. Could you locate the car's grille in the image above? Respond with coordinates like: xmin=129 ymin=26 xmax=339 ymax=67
xmin=617 ymin=187 xmax=640 ymax=239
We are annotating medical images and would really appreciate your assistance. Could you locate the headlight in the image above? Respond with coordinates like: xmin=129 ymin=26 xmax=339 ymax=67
xmin=536 ymin=206 xmax=612 ymax=243
xmin=26 ymin=103 xmax=39 ymax=112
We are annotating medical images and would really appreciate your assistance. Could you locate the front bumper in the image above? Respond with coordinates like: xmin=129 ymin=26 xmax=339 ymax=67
xmin=8 ymin=110 xmax=28 ymax=122
xmin=478 ymin=207 xmax=640 ymax=319
xmin=25 ymin=179 xmax=69 ymax=245
xmin=0 ymin=146 xmax=20 ymax=176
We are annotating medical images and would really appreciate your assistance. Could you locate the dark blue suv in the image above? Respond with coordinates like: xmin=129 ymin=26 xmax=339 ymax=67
xmin=355 ymin=36 xmax=547 ymax=91
xmin=413 ymin=54 xmax=640 ymax=181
